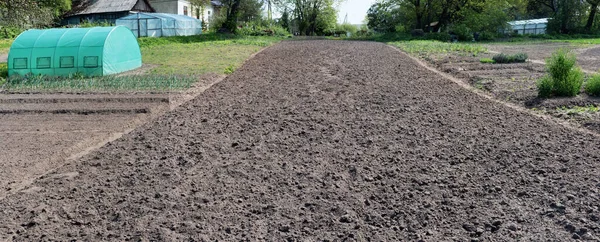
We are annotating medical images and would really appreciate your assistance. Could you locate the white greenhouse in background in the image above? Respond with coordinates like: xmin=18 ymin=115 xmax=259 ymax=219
xmin=116 ymin=13 xmax=202 ymax=38
xmin=507 ymin=18 xmax=549 ymax=35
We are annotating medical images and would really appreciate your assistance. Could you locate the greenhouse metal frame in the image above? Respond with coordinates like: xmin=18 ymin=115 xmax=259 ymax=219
xmin=116 ymin=12 xmax=202 ymax=38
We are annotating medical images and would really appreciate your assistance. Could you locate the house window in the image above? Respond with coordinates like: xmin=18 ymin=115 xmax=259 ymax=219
xmin=36 ymin=57 xmax=51 ymax=69
xmin=196 ymin=8 xmax=200 ymax=19
xmin=184 ymin=6 xmax=188 ymax=16
xmin=208 ymin=10 xmax=211 ymax=16
xmin=83 ymin=56 xmax=99 ymax=68
xmin=13 ymin=58 xmax=28 ymax=69
xmin=60 ymin=56 xmax=75 ymax=68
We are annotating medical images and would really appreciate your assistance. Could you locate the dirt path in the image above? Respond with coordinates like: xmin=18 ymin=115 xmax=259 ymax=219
xmin=1 ymin=40 xmax=599 ymax=241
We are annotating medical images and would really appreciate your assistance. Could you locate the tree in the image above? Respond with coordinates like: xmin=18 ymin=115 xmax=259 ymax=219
xmin=273 ymin=0 xmax=341 ymax=35
xmin=280 ymin=7 xmax=291 ymax=31
xmin=219 ymin=0 xmax=242 ymax=32
xmin=239 ymin=0 xmax=264 ymax=22
xmin=585 ymin=0 xmax=600 ymax=31
xmin=367 ymin=1 xmax=400 ymax=32
xmin=0 ymin=0 xmax=61 ymax=29
xmin=189 ymin=0 xmax=210 ymax=30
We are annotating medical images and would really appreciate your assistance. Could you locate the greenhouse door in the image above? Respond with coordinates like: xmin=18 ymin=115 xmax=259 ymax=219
xmin=137 ymin=19 xmax=149 ymax=37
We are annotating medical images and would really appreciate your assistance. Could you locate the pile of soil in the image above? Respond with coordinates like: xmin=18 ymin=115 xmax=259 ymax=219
xmin=0 ymin=40 xmax=599 ymax=241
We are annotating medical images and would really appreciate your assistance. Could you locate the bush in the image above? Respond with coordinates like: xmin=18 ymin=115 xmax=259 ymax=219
xmin=0 ymin=26 xmax=23 ymax=39
xmin=237 ymin=21 xmax=290 ymax=37
xmin=450 ymin=24 xmax=472 ymax=41
xmin=424 ymin=32 xmax=451 ymax=42
xmin=478 ymin=31 xmax=497 ymax=41
xmin=537 ymin=49 xmax=584 ymax=97
xmin=511 ymin=53 xmax=528 ymax=63
xmin=492 ymin=53 xmax=528 ymax=63
xmin=492 ymin=53 xmax=510 ymax=63
xmin=585 ymin=74 xmax=600 ymax=96
xmin=411 ymin=29 xmax=425 ymax=37
xmin=537 ymin=75 xmax=554 ymax=98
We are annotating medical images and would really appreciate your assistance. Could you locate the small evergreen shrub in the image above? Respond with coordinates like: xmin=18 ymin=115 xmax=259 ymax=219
xmin=492 ymin=53 xmax=510 ymax=63
xmin=537 ymin=49 xmax=584 ymax=97
xmin=511 ymin=53 xmax=528 ymax=63
xmin=537 ymin=75 xmax=553 ymax=98
xmin=585 ymin=74 xmax=600 ymax=96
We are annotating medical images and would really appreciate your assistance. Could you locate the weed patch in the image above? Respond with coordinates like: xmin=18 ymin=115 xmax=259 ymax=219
xmin=585 ymin=74 xmax=600 ymax=96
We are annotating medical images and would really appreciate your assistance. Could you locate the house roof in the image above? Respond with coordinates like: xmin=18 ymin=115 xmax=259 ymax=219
xmin=66 ymin=0 xmax=155 ymax=17
xmin=211 ymin=1 xmax=223 ymax=7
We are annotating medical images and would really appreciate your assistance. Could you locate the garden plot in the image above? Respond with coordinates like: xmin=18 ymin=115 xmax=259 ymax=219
xmin=0 ymin=94 xmax=169 ymax=199
xmin=0 ymin=74 xmax=224 ymax=200
xmin=2 ymin=40 xmax=600 ymax=241
xmin=413 ymin=41 xmax=600 ymax=134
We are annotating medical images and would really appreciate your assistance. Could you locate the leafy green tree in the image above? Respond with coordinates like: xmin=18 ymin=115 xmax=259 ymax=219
xmin=367 ymin=1 xmax=400 ymax=32
xmin=280 ymin=7 xmax=291 ymax=31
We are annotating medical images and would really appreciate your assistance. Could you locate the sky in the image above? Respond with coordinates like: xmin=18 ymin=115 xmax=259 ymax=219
xmin=337 ymin=0 xmax=378 ymax=25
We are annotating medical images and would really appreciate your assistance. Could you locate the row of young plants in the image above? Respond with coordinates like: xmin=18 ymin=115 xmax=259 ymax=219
xmin=537 ymin=49 xmax=600 ymax=97
xmin=480 ymin=53 xmax=529 ymax=64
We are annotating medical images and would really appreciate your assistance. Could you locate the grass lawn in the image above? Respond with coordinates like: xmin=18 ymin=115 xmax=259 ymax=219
xmin=388 ymin=40 xmax=487 ymax=56
xmin=0 ymin=39 xmax=12 ymax=55
xmin=140 ymin=34 xmax=284 ymax=75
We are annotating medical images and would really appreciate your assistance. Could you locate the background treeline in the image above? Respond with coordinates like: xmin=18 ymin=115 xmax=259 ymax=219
xmin=367 ymin=0 xmax=600 ymax=40
xmin=0 ymin=0 xmax=362 ymax=39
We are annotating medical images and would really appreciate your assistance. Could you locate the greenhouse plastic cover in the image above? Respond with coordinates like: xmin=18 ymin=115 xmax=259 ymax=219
xmin=8 ymin=26 xmax=142 ymax=77
xmin=116 ymin=13 xmax=202 ymax=37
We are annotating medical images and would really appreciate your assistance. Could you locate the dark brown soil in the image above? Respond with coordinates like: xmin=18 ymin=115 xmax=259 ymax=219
xmin=431 ymin=43 xmax=600 ymax=135
xmin=1 ymin=40 xmax=600 ymax=241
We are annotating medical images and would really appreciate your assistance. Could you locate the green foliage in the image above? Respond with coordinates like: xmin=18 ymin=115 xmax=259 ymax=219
xmin=537 ymin=75 xmax=554 ymax=98
xmin=0 ymin=63 xmax=7 ymax=86
xmin=480 ymin=58 xmax=495 ymax=63
xmin=492 ymin=53 xmax=528 ymax=63
xmin=585 ymin=74 xmax=600 ymax=96
xmin=424 ymin=32 xmax=451 ymax=42
xmin=538 ymin=49 xmax=584 ymax=97
xmin=0 ymin=26 xmax=24 ymax=39
xmin=450 ymin=24 xmax=472 ymax=41
xmin=3 ymin=74 xmax=197 ymax=92
xmin=238 ymin=21 xmax=290 ymax=37
xmin=78 ymin=20 xmax=114 ymax=27
xmin=0 ymin=39 xmax=14 ymax=54
xmin=367 ymin=1 xmax=400 ymax=32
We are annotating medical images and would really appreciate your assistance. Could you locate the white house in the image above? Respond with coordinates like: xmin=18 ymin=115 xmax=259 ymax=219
xmin=148 ymin=0 xmax=222 ymax=28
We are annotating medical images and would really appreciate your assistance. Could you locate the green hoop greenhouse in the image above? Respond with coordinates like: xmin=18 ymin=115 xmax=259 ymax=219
xmin=8 ymin=26 xmax=142 ymax=77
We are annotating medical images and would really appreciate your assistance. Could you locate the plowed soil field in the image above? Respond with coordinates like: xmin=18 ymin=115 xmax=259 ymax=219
xmin=1 ymin=40 xmax=599 ymax=241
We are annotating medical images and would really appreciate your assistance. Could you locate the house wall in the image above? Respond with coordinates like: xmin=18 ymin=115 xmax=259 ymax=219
xmin=149 ymin=0 xmax=219 ymax=28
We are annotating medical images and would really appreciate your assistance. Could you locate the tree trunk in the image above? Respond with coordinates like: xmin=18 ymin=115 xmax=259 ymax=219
xmin=414 ymin=0 xmax=422 ymax=30
xmin=221 ymin=0 xmax=241 ymax=33
xmin=586 ymin=2 xmax=599 ymax=31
